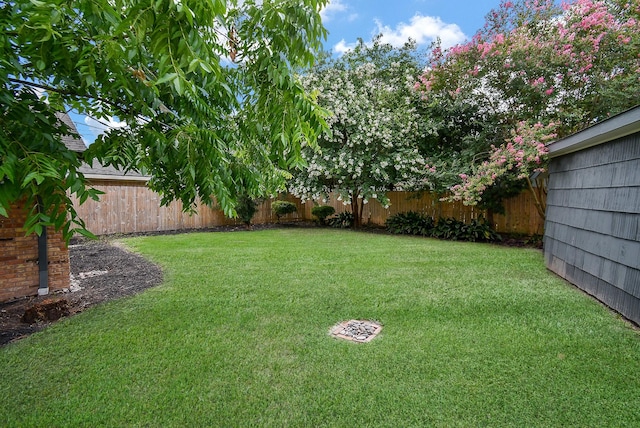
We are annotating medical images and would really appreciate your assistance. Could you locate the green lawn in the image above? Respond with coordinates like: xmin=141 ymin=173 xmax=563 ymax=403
xmin=1 ymin=229 xmax=639 ymax=427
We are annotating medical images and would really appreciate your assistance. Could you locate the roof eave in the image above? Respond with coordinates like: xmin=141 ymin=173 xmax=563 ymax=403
xmin=547 ymin=106 xmax=640 ymax=158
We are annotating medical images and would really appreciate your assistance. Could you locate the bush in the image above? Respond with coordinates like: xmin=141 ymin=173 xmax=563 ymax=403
xmin=235 ymin=194 xmax=259 ymax=227
xmin=328 ymin=211 xmax=354 ymax=229
xmin=311 ymin=205 xmax=335 ymax=225
xmin=385 ymin=211 xmax=434 ymax=236
xmin=432 ymin=217 xmax=501 ymax=242
xmin=464 ymin=217 xmax=502 ymax=242
xmin=271 ymin=200 xmax=297 ymax=222
xmin=431 ymin=217 xmax=468 ymax=241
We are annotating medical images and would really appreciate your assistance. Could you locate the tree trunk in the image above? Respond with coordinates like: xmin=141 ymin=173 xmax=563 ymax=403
xmin=351 ymin=192 xmax=362 ymax=229
xmin=526 ymin=176 xmax=547 ymax=221
xmin=486 ymin=209 xmax=495 ymax=229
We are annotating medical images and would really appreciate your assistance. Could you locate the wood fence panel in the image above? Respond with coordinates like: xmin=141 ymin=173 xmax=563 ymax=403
xmin=71 ymin=181 xmax=307 ymax=235
xmin=494 ymin=190 xmax=545 ymax=235
xmin=70 ymin=180 xmax=543 ymax=236
xmin=301 ymin=190 xmax=543 ymax=235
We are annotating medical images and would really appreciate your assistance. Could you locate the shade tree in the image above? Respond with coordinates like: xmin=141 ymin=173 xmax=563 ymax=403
xmin=0 ymin=0 xmax=328 ymax=240
xmin=289 ymin=37 xmax=435 ymax=227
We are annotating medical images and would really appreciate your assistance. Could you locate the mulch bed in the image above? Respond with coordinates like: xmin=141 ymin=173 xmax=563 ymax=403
xmin=0 ymin=239 xmax=163 ymax=346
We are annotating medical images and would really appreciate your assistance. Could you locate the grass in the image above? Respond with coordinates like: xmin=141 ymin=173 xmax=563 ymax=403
xmin=1 ymin=228 xmax=639 ymax=427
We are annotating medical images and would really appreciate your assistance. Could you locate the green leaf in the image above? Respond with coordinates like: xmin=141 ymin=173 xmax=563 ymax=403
xmin=74 ymin=228 xmax=98 ymax=240
xmin=21 ymin=172 xmax=45 ymax=188
xmin=199 ymin=61 xmax=213 ymax=73
xmin=173 ymin=77 xmax=183 ymax=94
xmin=155 ymin=72 xmax=178 ymax=85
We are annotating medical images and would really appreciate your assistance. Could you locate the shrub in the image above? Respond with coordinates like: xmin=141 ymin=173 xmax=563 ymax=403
xmin=385 ymin=211 xmax=434 ymax=236
xmin=271 ymin=200 xmax=297 ymax=223
xmin=328 ymin=211 xmax=354 ymax=229
xmin=311 ymin=205 xmax=335 ymax=225
xmin=431 ymin=217 xmax=467 ymax=241
xmin=235 ymin=194 xmax=259 ymax=227
xmin=464 ymin=217 xmax=502 ymax=242
xmin=432 ymin=217 xmax=501 ymax=242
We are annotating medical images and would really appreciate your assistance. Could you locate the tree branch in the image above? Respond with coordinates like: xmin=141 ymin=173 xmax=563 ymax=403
xmin=7 ymin=78 xmax=132 ymax=116
xmin=525 ymin=176 xmax=546 ymax=220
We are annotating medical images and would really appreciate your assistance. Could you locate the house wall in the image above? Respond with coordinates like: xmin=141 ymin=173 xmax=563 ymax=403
xmin=0 ymin=202 xmax=70 ymax=302
xmin=544 ymin=133 xmax=640 ymax=325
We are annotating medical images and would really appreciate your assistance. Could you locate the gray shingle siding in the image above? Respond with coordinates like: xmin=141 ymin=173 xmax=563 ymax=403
xmin=56 ymin=112 xmax=87 ymax=153
xmin=55 ymin=112 xmax=148 ymax=180
xmin=544 ymin=120 xmax=640 ymax=325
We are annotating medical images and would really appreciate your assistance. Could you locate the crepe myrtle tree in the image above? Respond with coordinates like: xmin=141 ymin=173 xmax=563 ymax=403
xmin=416 ymin=0 xmax=640 ymax=218
xmin=290 ymin=37 xmax=434 ymax=228
xmin=0 ymin=0 xmax=328 ymax=241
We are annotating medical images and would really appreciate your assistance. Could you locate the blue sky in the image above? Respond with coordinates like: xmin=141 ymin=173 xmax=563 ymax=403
xmin=320 ymin=0 xmax=503 ymax=54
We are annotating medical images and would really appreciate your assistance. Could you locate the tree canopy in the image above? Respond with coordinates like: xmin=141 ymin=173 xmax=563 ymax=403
xmin=289 ymin=38 xmax=434 ymax=227
xmin=0 ymin=0 xmax=328 ymax=239
xmin=417 ymin=0 xmax=640 ymax=214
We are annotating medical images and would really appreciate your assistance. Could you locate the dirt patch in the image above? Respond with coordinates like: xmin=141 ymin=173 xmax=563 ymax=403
xmin=0 ymin=239 xmax=163 ymax=346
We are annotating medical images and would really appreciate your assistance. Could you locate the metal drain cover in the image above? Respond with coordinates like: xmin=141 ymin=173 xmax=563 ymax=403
xmin=330 ymin=320 xmax=382 ymax=343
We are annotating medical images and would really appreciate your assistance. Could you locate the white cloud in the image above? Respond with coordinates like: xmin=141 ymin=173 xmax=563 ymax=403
xmin=332 ymin=13 xmax=467 ymax=55
xmin=374 ymin=14 xmax=467 ymax=50
xmin=333 ymin=39 xmax=357 ymax=55
xmin=84 ymin=116 xmax=127 ymax=142
xmin=320 ymin=0 xmax=350 ymax=23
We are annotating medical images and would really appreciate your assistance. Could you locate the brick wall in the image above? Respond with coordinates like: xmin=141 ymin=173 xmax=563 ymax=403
xmin=0 ymin=202 xmax=70 ymax=302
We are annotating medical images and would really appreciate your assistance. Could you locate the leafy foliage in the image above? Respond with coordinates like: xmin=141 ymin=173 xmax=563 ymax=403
xmin=235 ymin=194 xmax=259 ymax=227
xmin=271 ymin=200 xmax=297 ymax=222
xmin=432 ymin=217 xmax=501 ymax=242
xmin=290 ymin=37 xmax=434 ymax=227
xmin=386 ymin=211 xmax=500 ymax=242
xmin=1 ymin=0 xmax=329 ymax=241
xmin=449 ymin=122 xmax=556 ymax=218
xmin=327 ymin=211 xmax=354 ymax=229
xmin=417 ymin=0 xmax=640 ymax=210
xmin=385 ymin=211 xmax=435 ymax=236
xmin=311 ymin=205 xmax=335 ymax=224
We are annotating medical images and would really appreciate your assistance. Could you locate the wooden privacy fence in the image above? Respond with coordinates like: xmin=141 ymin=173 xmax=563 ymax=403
xmin=71 ymin=179 xmax=544 ymax=236
xmin=69 ymin=179 xmax=306 ymax=235
xmin=301 ymin=191 xmax=544 ymax=236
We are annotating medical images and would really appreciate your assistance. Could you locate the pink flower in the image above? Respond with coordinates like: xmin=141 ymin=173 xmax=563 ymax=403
xmin=531 ymin=76 xmax=545 ymax=87
xmin=545 ymin=87 xmax=554 ymax=95
xmin=618 ymin=35 xmax=632 ymax=44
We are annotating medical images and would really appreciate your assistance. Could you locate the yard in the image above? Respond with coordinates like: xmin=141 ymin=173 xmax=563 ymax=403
xmin=1 ymin=229 xmax=639 ymax=426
